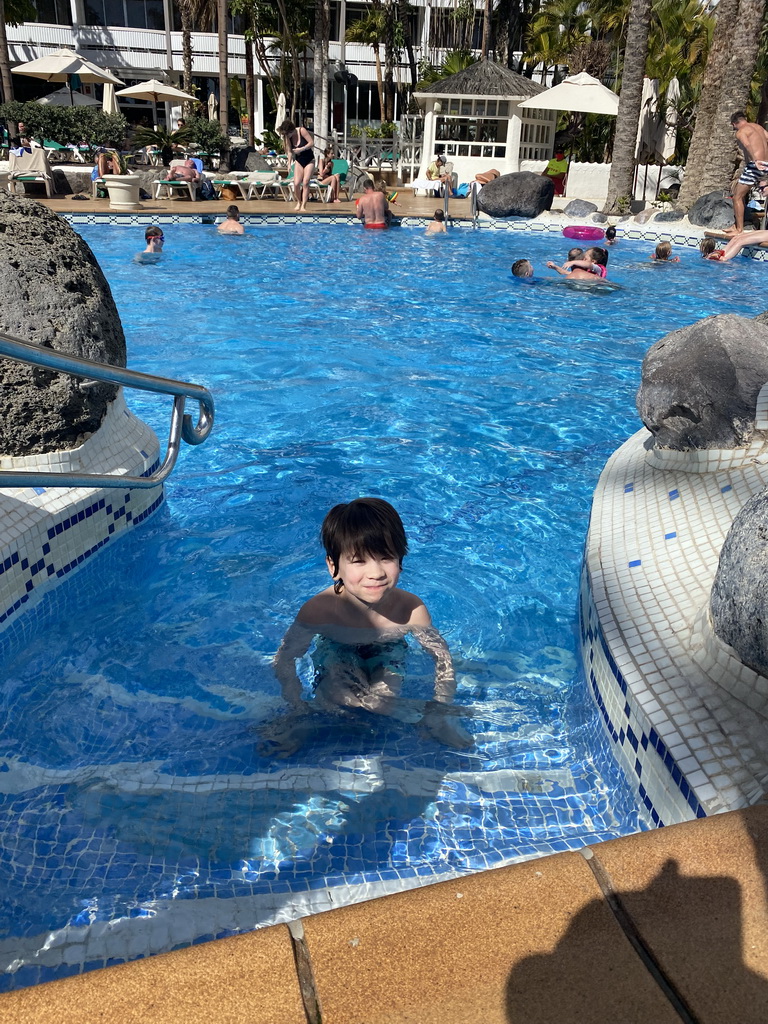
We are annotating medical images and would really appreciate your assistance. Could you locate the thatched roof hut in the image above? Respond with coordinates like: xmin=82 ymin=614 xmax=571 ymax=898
xmin=418 ymin=59 xmax=547 ymax=101
xmin=411 ymin=59 xmax=557 ymax=181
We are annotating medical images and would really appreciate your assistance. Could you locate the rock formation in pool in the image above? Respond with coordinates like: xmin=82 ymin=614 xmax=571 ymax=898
xmin=0 ymin=193 xmax=126 ymax=456
xmin=711 ymin=490 xmax=768 ymax=683
xmin=476 ymin=171 xmax=554 ymax=219
xmin=636 ymin=314 xmax=768 ymax=450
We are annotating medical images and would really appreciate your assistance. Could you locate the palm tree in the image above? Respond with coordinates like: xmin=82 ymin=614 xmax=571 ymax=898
xmin=217 ymin=0 xmax=229 ymax=132
xmin=679 ymin=0 xmax=764 ymax=207
xmin=346 ymin=10 xmax=387 ymax=121
xmin=527 ymin=0 xmax=591 ymax=76
xmin=313 ymin=0 xmax=330 ymax=146
xmin=603 ymin=0 xmax=653 ymax=212
xmin=0 ymin=0 xmax=14 ymax=107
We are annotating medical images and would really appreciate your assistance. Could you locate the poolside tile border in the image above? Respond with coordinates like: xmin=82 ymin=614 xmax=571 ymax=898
xmin=0 ymin=393 xmax=163 ymax=634
xmin=581 ymin=426 xmax=768 ymax=827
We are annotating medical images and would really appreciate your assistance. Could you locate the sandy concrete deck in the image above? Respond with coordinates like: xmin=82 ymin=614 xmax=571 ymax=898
xmin=1 ymin=804 xmax=766 ymax=1023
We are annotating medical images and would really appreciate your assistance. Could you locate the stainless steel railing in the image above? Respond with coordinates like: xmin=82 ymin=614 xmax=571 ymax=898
xmin=470 ymin=182 xmax=479 ymax=228
xmin=0 ymin=331 xmax=215 ymax=490
xmin=443 ymin=185 xmax=450 ymax=228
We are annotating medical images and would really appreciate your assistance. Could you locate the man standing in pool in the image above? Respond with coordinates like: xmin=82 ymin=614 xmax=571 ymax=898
xmin=269 ymin=498 xmax=471 ymax=753
xmin=356 ymin=179 xmax=391 ymax=229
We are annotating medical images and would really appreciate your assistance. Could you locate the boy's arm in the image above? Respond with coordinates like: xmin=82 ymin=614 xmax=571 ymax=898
xmin=411 ymin=623 xmax=457 ymax=704
xmin=546 ymin=261 xmax=569 ymax=276
xmin=563 ymin=258 xmax=590 ymax=270
xmin=273 ymin=619 xmax=315 ymax=706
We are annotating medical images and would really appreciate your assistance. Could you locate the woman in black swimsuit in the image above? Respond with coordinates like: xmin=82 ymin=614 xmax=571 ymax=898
xmin=278 ymin=119 xmax=316 ymax=213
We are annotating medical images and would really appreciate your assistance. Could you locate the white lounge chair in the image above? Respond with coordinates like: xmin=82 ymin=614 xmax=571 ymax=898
xmin=9 ymin=148 xmax=54 ymax=198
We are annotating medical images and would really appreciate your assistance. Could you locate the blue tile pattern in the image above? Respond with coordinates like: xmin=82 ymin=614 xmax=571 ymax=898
xmin=579 ymin=563 xmax=706 ymax=828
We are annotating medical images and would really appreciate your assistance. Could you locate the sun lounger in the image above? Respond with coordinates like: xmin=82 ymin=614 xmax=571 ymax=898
xmin=154 ymin=160 xmax=201 ymax=201
xmin=9 ymin=148 xmax=54 ymax=198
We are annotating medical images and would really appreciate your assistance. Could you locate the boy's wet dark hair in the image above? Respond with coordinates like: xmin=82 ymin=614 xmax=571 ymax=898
xmin=226 ymin=204 xmax=240 ymax=217
xmin=605 ymin=226 xmax=617 ymax=240
xmin=434 ymin=209 xmax=445 ymax=221
xmin=511 ymin=258 xmax=534 ymax=278
xmin=587 ymin=246 xmax=608 ymax=266
xmin=145 ymin=225 xmax=163 ymax=241
xmin=322 ymin=498 xmax=408 ymax=577
xmin=567 ymin=246 xmax=583 ymax=261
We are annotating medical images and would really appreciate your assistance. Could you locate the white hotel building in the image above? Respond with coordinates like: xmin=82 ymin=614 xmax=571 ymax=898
xmin=6 ymin=0 xmax=507 ymax=137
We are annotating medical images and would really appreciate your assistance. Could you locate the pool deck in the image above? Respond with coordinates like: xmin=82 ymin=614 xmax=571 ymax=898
xmin=0 ymin=802 xmax=766 ymax=1023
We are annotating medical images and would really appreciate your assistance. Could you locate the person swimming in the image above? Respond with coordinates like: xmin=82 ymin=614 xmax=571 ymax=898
xmin=267 ymin=497 xmax=471 ymax=755
xmin=133 ymin=225 xmax=164 ymax=264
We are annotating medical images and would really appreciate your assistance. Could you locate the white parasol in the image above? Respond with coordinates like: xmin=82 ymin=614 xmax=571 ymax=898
xmin=207 ymin=91 xmax=218 ymax=121
xmin=115 ymin=79 xmax=197 ymax=104
xmin=662 ymin=77 xmax=680 ymax=162
xmin=635 ymin=77 xmax=662 ymax=163
xmin=37 ymin=86 xmax=100 ymax=107
xmin=102 ymin=82 xmax=119 ymax=115
xmin=13 ymin=47 xmax=125 ymax=105
xmin=518 ymin=72 xmax=619 ymax=117
xmin=275 ymin=91 xmax=287 ymax=132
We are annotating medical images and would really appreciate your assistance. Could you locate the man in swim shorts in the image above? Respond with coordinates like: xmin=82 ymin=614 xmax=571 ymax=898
xmin=218 ymin=204 xmax=245 ymax=234
xmin=356 ymin=179 xmax=390 ymax=229
xmin=728 ymin=112 xmax=768 ymax=235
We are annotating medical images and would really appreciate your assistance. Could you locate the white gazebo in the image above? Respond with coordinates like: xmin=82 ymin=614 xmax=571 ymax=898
xmin=413 ymin=59 xmax=557 ymax=181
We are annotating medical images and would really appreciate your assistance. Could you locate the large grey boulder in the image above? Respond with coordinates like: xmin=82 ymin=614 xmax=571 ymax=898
xmin=654 ymin=208 xmax=685 ymax=222
xmin=564 ymin=199 xmax=597 ymax=217
xmin=0 ymin=194 xmax=126 ymax=456
xmin=637 ymin=314 xmax=768 ymax=450
xmin=688 ymin=191 xmax=735 ymax=230
xmin=476 ymin=171 xmax=554 ymax=218
xmin=711 ymin=491 xmax=768 ymax=678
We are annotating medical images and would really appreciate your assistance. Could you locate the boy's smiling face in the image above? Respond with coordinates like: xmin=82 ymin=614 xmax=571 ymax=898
xmin=328 ymin=550 xmax=401 ymax=607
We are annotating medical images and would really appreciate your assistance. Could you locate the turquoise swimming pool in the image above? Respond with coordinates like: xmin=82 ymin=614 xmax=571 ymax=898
xmin=0 ymin=223 xmax=762 ymax=989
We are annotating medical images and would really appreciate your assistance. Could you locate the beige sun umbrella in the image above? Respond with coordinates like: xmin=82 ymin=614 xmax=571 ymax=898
xmin=102 ymin=82 xmax=119 ymax=115
xmin=207 ymin=92 xmax=218 ymax=121
xmin=116 ymin=79 xmax=197 ymax=105
xmin=14 ymin=47 xmax=125 ymax=105
xmin=37 ymin=86 xmax=100 ymax=107
xmin=518 ymin=72 xmax=619 ymax=117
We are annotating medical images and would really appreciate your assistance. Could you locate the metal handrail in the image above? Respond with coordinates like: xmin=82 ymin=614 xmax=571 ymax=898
xmin=470 ymin=182 xmax=479 ymax=228
xmin=443 ymin=185 xmax=450 ymax=229
xmin=0 ymin=331 xmax=215 ymax=490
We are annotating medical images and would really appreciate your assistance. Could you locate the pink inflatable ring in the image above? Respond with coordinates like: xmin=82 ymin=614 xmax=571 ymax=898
xmin=562 ymin=225 xmax=605 ymax=241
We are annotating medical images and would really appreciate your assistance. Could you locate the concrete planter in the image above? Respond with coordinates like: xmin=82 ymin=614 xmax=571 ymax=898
xmin=105 ymin=173 xmax=141 ymax=210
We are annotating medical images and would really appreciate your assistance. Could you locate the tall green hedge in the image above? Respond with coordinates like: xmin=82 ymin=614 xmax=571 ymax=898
xmin=0 ymin=101 xmax=128 ymax=147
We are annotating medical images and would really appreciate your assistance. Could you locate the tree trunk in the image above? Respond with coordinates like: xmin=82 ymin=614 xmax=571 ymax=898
xmin=398 ymin=0 xmax=418 ymax=91
xmin=374 ymin=48 xmax=385 ymax=122
xmin=313 ymin=0 xmax=324 ymax=143
xmin=481 ymin=0 xmax=492 ymax=58
xmin=0 ymin=0 xmax=15 ymax=106
xmin=677 ymin=0 xmax=740 ymax=208
xmin=217 ymin=0 xmax=229 ymax=133
xmin=695 ymin=0 xmax=767 ymax=200
xmin=180 ymin=6 xmax=193 ymax=112
xmin=383 ymin=1 xmax=396 ymax=122
xmin=603 ymin=0 xmax=652 ymax=213
xmin=321 ymin=0 xmax=330 ymax=145
xmin=245 ymin=36 xmax=255 ymax=146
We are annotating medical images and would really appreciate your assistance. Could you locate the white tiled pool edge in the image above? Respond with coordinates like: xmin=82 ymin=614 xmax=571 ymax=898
xmin=0 ymin=393 xmax=163 ymax=635
xmin=582 ymin=427 xmax=768 ymax=827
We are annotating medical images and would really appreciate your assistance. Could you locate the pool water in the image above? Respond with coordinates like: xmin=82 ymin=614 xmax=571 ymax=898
xmin=0 ymin=224 xmax=762 ymax=989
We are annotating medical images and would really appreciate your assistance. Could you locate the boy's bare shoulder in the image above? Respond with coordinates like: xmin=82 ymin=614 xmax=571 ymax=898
xmin=392 ymin=589 xmax=433 ymax=626
xmin=296 ymin=588 xmax=338 ymax=625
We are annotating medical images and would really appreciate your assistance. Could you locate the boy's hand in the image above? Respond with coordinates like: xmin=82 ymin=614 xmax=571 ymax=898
xmin=421 ymin=703 xmax=473 ymax=749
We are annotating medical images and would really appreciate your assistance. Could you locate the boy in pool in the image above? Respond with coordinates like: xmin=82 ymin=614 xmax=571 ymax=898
xmin=650 ymin=241 xmax=679 ymax=262
xmin=133 ymin=225 xmax=164 ymax=264
xmin=270 ymin=498 xmax=471 ymax=752
xmin=511 ymin=258 xmax=534 ymax=278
